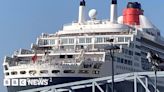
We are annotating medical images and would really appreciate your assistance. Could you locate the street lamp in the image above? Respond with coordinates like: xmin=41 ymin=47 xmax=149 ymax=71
xmin=105 ymin=39 xmax=120 ymax=92
xmin=147 ymin=51 xmax=163 ymax=92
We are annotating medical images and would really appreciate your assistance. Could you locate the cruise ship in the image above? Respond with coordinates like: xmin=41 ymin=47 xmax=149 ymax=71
xmin=3 ymin=0 xmax=164 ymax=92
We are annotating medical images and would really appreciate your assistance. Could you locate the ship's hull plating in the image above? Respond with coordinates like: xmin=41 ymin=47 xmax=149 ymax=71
xmin=6 ymin=77 xmax=164 ymax=92
xmin=7 ymin=77 xmax=92 ymax=92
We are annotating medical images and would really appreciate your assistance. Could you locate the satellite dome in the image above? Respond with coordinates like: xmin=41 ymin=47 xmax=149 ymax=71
xmin=88 ymin=9 xmax=97 ymax=19
xmin=117 ymin=16 xmax=123 ymax=24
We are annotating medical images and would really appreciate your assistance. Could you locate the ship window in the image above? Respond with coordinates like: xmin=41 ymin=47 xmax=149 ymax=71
xmin=69 ymin=38 xmax=74 ymax=44
xmin=67 ymin=55 xmax=73 ymax=58
xmin=117 ymin=58 xmax=121 ymax=63
xmin=129 ymin=50 xmax=133 ymax=56
xmin=128 ymin=60 xmax=132 ymax=65
xmin=104 ymin=37 xmax=111 ymax=42
xmin=135 ymin=45 xmax=141 ymax=49
xmin=49 ymin=39 xmax=55 ymax=45
xmin=61 ymin=39 xmax=68 ymax=44
xmin=121 ymin=58 xmax=124 ymax=63
xmin=95 ymin=37 xmax=103 ymax=43
xmin=4 ymin=65 xmax=8 ymax=70
xmin=92 ymin=70 xmax=100 ymax=74
xmin=79 ymin=70 xmax=89 ymax=74
xmin=11 ymin=71 xmax=17 ymax=75
xmin=157 ymin=32 xmax=160 ymax=36
xmin=129 ymin=43 xmax=134 ymax=48
xmin=5 ymin=72 xmax=9 ymax=76
xmin=63 ymin=70 xmax=75 ymax=73
xmin=105 ymin=55 xmax=110 ymax=60
xmin=60 ymin=55 xmax=65 ymax=59
xmin=93 ymin=63 xmax=102 ymax=69
xmin=125 ymin=37 xmax=131 ymax=42
xmin=124 ymin=59 xmax=128 ymax=64
xmin=81 ymin=45 xmax=84 ymax=49
xmin=20 ymin=71 xmax=26 ymax=74
xmin=61 ymin=46 xmax=64 ymax=49
xmin=122 ymin=48 xmax=125 ymax=53
xmin=124 ymin=49 xmax=128 ymax=54
xmin=86 ymin=38 xmax=92 ymax=43
xmin=79 ymin=38 xmax=85 ymax=43
xmin=118 ymin=37 xmax=124 ymax=42
xmin=29 ymin=70 xmax=37 ymax=75
xmin=135 ymin=52 xmax=141 ymax=56
xmin=52 ymin=70 xmax=60 ymax=74
xmin=40 ymin=70 xmax=48 ymax=74
xmin=43 ymin=40 xmax=48 ymax=45
xmin=38 ymin=39 xmax=44 ymax=45
xmin=122 ymin=48 xmax=129 ymax=54
xmin=136 ymin=38 xmax=141 ymax=42
xmin=83 ymin=63 xmax=92 ymax=68
xmin=141 ymin=52 xmax=147 ymax=56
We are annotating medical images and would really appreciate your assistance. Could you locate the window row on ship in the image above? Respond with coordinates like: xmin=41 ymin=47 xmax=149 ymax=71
xmin=141 ymin=45 xmax=164 ymax=57
xmin=116 ymin=57 xmax=133 ymax=66
xmin=5 ymin=69 xmax=100 ymax=76
xmin=116 ymin=65 xmax=141 ymax=73
xmin=37 ymin=36 xmax=133 ymax=46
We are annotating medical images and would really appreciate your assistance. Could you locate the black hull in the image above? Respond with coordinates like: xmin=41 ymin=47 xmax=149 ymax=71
xmin=7 ymin=77 xmax=164 ymax=92
xmin=7 ymin=77 xmax=92 ymax=92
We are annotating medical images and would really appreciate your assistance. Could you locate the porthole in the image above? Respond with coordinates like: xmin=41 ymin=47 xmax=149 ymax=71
xmin=92 ymin=70 xmax=100 ymax=74
xmin=79 ymin=70 xmax=89 ymax=74
xmin=40 ymin=70 xmax=48 ymax=74
xmin=63 ymin=70 xmax=75 ymax=73
xmin=52 ymin=70 xmax=60 ymax=74
xmin=67 ymin=55 xmax=73 ymax=58
xmin=11 ymin=71 xmax=17 ymax=75
xmin=29 ymin=70 xmax=37 ymax=75
xmin=20 ymin=71 xmax=26 ymax=74
xmin=5 ymin=72 xmax=9 ymax=76
xmin=60 ymin=55 xmax=65 ymax=59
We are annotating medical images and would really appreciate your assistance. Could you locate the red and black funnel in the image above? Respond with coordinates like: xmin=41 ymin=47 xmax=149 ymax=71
xmin=80 ymin=0 xmax=86 ymax=6
xmin=123 ymin=2 xmax=143 ymax=25
xmin=111 ymin=0 xmax=117 ymax=4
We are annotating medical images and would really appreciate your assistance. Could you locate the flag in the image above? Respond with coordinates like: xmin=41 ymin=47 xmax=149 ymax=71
xmin=32 ymin=54 xmax=37 ymax=63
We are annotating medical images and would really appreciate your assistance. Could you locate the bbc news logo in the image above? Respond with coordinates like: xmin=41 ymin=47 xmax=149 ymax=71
xmin=4 ymin=78 xmax=50 ymax=86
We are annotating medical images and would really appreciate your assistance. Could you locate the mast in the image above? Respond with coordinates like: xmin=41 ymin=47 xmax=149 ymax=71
xmin=110 ymin=0 xmax=118 ymax=23
xmin=78 ymin=0 xmax=86 ymax=24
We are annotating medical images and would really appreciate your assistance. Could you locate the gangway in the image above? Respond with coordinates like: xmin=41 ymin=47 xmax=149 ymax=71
xmin=19 ymin=71 xmax=164 ymax=92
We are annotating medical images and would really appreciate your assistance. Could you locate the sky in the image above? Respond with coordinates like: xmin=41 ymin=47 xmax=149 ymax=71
xmin=0 ymin=0 xmax=164 ymax=92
